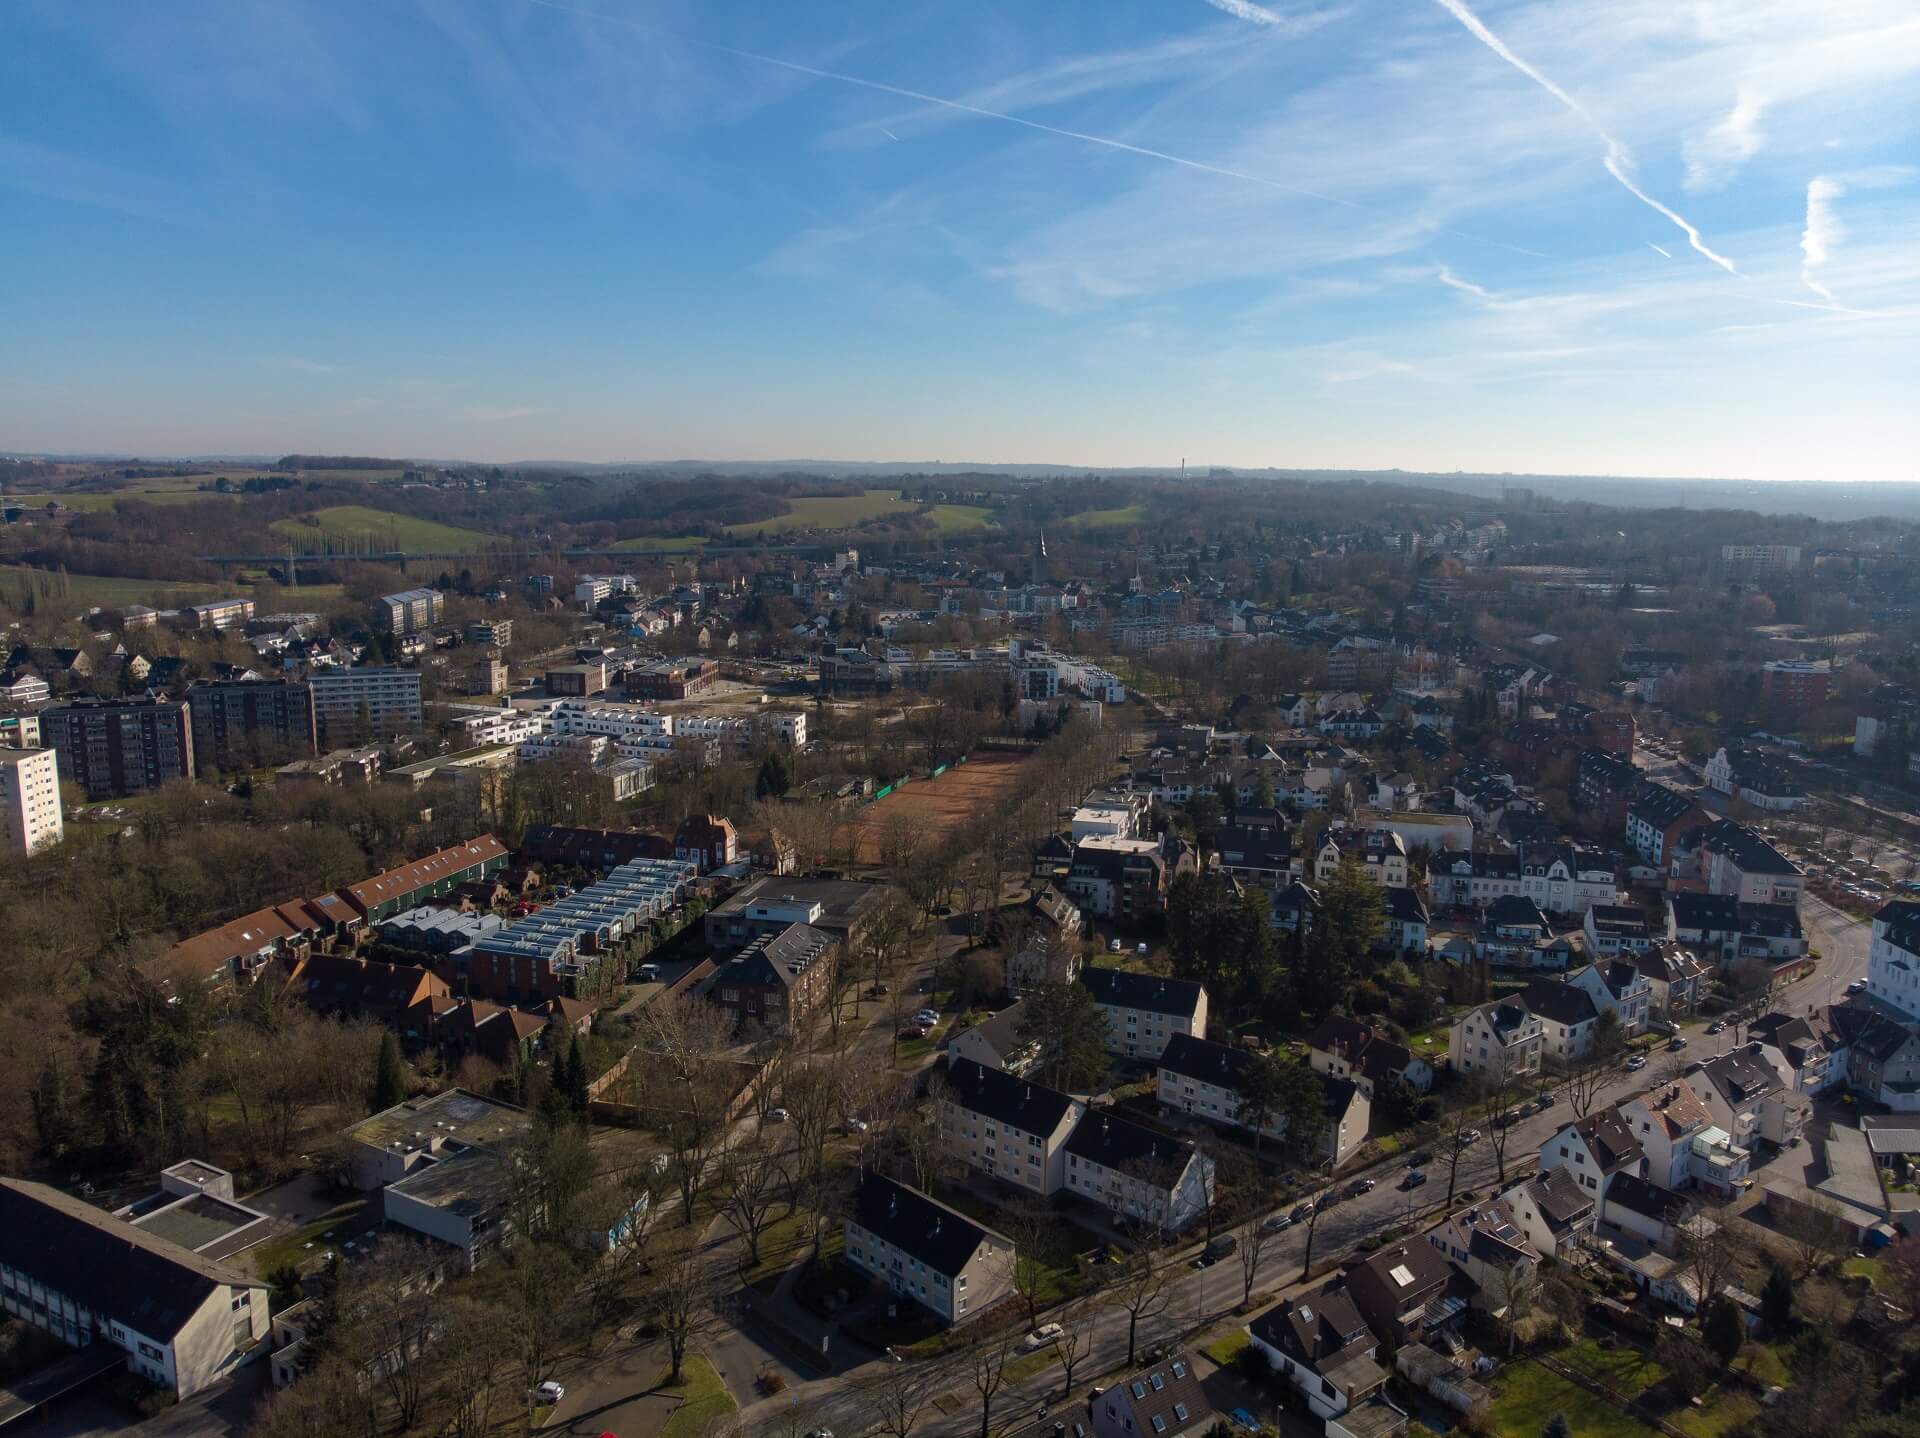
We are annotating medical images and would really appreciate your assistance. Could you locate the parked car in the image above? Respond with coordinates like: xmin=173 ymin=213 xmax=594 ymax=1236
xmin=1405 ymin=1148 xmax=1434 ymax=1167
xmin=1624 ymin=1054 xmax=1648 ymax=1071
xmin=1401 ymin=1169 xmax=1428 ymax=1190
xmin=1109 ymin=939 xmax=1124 ymax=953
xmin=867 ymin=983 xmax=890 ymax=996
xmin=1536 ymin=1092 xmax=1556 ymax=1110
xmin=1137 ymin=942 xmax=1150 ymax=956
xmin=1203 ymin=1235 xmax=1238 ymax=1261
xmin=1847 ymin=979 xmax=1867 ymax=995
xmin=842 ymin=1117 xmax=870 ymax=1133
xmin=634 ymin=963 xmax=660 ymax=982
xmin=1022 ymin=1323 xmax=1065 ymax=1350
xmin=1456 ymin=1128 xmax=1481 ymax=1146
xmin=1229 ymin=1410 xmax=1260 ymax=1432
xmin=1290 ymin=1202 xmax=1314 ymax=1221
xmin=765 ymin=1108 xmax=789 ymax=1124
xmin=1347 ymin=1178 xmax=1377 ymax=1197
xmin=899 ymin=1024 xmax=931 ymax=1040
xmin=535 ymin=1381 xmax=566 ymax=1404
xmin=1262 ymin=1213 xmax=1293 ymax=1233
xmin=1707 ymin=1020 xmax=1728 ymax=1035
xmin=912 ymin=1008 xmax=940 ymax=1025
xmin=1667 ymin=1036 xmax=1689 ymax=1051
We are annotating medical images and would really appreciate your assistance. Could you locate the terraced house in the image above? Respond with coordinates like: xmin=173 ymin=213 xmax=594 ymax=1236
xmin=1079 ymin=968 xmax=1209 ymax=1060
xmin=940 ymin=1058 xmax=1085 ymax=1197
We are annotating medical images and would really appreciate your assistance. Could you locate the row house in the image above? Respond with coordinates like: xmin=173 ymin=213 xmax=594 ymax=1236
xmin=1666 ymin=892 xmax=1807 ymax=969
xmin=1062 ymin=1110 xmax=1215 ymax=1234
xmin=1628 ymin=942 xmax=1712 ymax=1019
xmin=1157 ymin=1033 xmax=1371 ymax=1166
xmin=1624 ymin=782 xmax=1711 ymax=870
xmin=1079 ymin=968 xmax=1209 ymax=1060
xmin=1307 ymin=1016 xmax=1435 ymax=1096
xmin=1425 ymin=843 xmax=1617 ymax=917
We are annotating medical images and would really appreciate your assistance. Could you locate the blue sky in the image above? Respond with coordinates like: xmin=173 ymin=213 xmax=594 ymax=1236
xmin=2 ymin=0 xmax=1916 ymax=479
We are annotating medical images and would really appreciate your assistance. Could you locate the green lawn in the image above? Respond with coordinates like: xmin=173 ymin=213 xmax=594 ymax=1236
xmin=738 ymin=1206 xmax=822 ymax=1286
xmin=271 ymin=505 xmax=502 ymax=552
xmin=1843 ymin=1255 xmax=1884 ymax=1285
xmin=655 ymin=1355 xmax=735 ymax=1438
xmin=610 ymin=534 xmax=709 ymax=550
xmin=725 ymin=489 xmax=907 ymax=536
xmin=1065 ymin=504 xmax=1148 ymax=530
xmin=1005 ymin=1348 xmax=1058 ymax=1382
xmin=0 ymin=563 xmax=241 ymax=611
xmin=53 ymin=487 xmax=240 ymax=510
xmin=1489 ymin=1360 xmax=1661 ymax=1438
xmin=1201 ymin=1331 xmax=1250 ymax=1367
xmin=921 ymin=504 xmax=995 ymax=533
xmin=1734 ymin=1343 xmax=1791 ymax=1387
xmin=1674 ymin=1392 xmax=1760 ymax=1438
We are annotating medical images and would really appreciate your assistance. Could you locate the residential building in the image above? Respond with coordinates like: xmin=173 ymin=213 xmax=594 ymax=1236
xmin=1666 ymin=891 xmax=1805 ymax=969
xmin=1832 ymin=1006 xmax=1920 ymax=1113
xmin=1079 ymin=968 xmax=1209 ymax=1060
xmin=1426 ymin=843 xmax=1618 ymax=917
xmin=1746 ymin=1011 xmax=1845 ymax=1095
xmin=1157 ymin=1033 xmax=1370 ymax=1165
xmin=703 ymin=922 xmax=837 ymax=1033
xmin=1685 ymin=1043 xmax=1811 ymax=1150
xmin=40 ymin=695 xmax=194 ymax=798
xmin=673 ymin=813 xmax=738 ymax=872
xmin=1088 ymin=1356 xmax=1214 ymax=1438
xmin=373 ymin=588 xmax=444 ymax=635
xmin=1583 ymin=905 xmax=1655 ymax=957
xmin=1702 ymin=749 xmax=1807 ymax=813
xmin=1427 ymin=1202 xmax=1541 ymax=1304
xmin=1064 ymin=834 xmax=1176 ymax=920
xmin=842 ymin=1173 xmax=1014 ymax=1325
xmin=1539 ymin=1111 xmax=1644 ymax=1198
xmin=1720 ymin=544 xmax=1801 ymax=571
xmin=185 ymin=680 xmax=317 ymax=770
xmin=1625 ymin=782 xmax=1711 ymax=870
xmin=0 ymin=1178 xmax=270 ymax=1400
xmin=1617 ymin=1081 xmax=1749 ymax=1196
xmin=1867 ymin=899 xmax=1920 ymax=1022
xmin=0 ymin=710 xmax=43 ymax=748
xmin=464 ymin=654 xmax=510 ymax=695
xmin=307 ymin=667 xmax=424 ymax=744
xmin=704 ymin=876 xmax=889 ymax=953
xmin=1476 ymin=895 xmax=1553 ymax=966
xmin=1306 ymin=1016 xmax=1435 ymax=1096
xmin=1247 ymin=1287 xmax=1390 ymax=1422
xmin=282 ymin=952 xmax=451 ymax=1034
xmin=1761 ymin=659 xmax=1832 ymax=713
xmin=1213 ymin=807 xmax=1298 ymax=888
xmin=1381 ymin=885 xmax=1430 ymax=956
xmin=1629 ymin=942 xmax=1711 ymax=1019
xmin=462 ymin=856 xmax=692 ymax=1003
xmin=466 ymin=618 xmax=513 ymax=648
xmin=1343 ymin=1240 xmax=1462 ymax=1350
xmin=1519 ymin=981 xmax=1601 ymax=1062
xmin=1566 ymin=961 xmax=1653 ymax=1035
xmin=188 ymin=597 xmax=254 ymax=630
xmin=1498 ymin=1167 xmax=1595 ymax=1259
xmin=939 ymin=1058 xmax=1085 ymax=1197
xmin=1573 ymin=748 xmax=1639 ymax=823
xmin=1448 ymin=998 xmax=1544 ymax=1079
xmin=947 ymin=1002 xmax=1037 ymax=1075
xmin=623 ymin=658 xmax=719 ymax=700
xmin=1315 ymin=828 xmax=1409 ymax=888
xmin=0 ymin=746 xmax=63 ymax=855
xmin=1685 ymin=819 xmax=1804 ymax=905
xmin=1062 ymin=1109 xmax=1214 ymax=1233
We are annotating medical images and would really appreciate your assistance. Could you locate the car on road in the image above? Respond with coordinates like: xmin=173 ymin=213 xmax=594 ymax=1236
xmin=1347 ymin=1178 xmax=1377 ymax=1197
xmin=899 ymin=1024 xmax=931 ymax=1040
xmin=1492 ymin=1110 xmax=1520 ymax=1129
xmin=1536 ymin=1092 xmax=1556 ymax=1110
xmin=634 ymin=963 xmax=660 ymax=982
xmin=1109 ymin=939 xmax=1124 ymax=953
xmin=535 ymin=1381 xmax=565 ymax=1405
xmin=765 ymin=1108 xmax=789 ymax=1124
xmin=1707 ymin=1020 xmax=1727 ymax=1035
xmin=842 ymin=1117 xmax=870 ymax=1133
xmin=1021 ymin=1323 xmax=1065 ymax=1350
xmin=867 ymin=983 xmax=890 ymax=996
xmin=1847 ymin=979 xmax=1867 ymax=995
xmin=912 ymin=1008 xmax=940 ymax=1025
xmin=1624 ymin=1054 xmax=1648 ymax=1071
xmin=1262 ymin=1213 xmax=1293 ymax=1233
xmin=1405 ymin=1149 xmax=1433 ymax=1167
xmin=1667 ymin=1036 xmax=1689 ymax=1051
xmin=1401 ymin=1169 xmax=1428 ymax=1189
xmin=1229 ymin=1410 xmax=1260 ymax=1432
xmin=1456 ymin=1128 xmax=1481 ymax=1146
xmin=1290 ymin=1202 xmax=1314 ymax=1221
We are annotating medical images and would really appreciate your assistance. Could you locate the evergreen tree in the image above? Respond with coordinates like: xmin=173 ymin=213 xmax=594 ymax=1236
xmin=549 ymin=1039 xmax=573 ymax=1105
xmin=1541 ymin=1414 xmax=1572 ymax=1438
xmin=370 ymin=1032 xmax=407 ymax=1114
xmin=1760 ymin=1266 xmax=1796 ymax=1334
xmin=1703 ymin=1295 xmax=1746 ymax=1365
xmin=565 ymin=1034 xmax=592 ymax=1115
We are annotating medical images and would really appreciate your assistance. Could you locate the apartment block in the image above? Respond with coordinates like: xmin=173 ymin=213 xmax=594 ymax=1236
xmin=0 ymin=746 xmax=63 ymax=855
xmin=40 ymin=696 xmax=195 ymax=798
xmin=185 ymin=680 xmax=317 ymax=771
xmin=374 ymin=588 xmax=445 ymax=635
xmin=307 ymin=667 xmax=424 ymax=744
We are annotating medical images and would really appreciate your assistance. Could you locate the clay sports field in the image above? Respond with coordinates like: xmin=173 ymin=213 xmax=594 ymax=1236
xmin=844 ymin=750 xmax=1033 ymax=862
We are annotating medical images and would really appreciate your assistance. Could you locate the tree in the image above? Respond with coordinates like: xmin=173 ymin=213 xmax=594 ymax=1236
xmin=717 ymin=1134 xmax=788 ymax=1269
xmin=564 ymin=1032 xmax=591 ymax=1115
xmin=1235 ymin=1210 xmax=1275 ymax=1308
xmin=962 ymin=1330 xmax=1017 ymax=1438
xmin=1554 ymin=1010 xmax=1624 ymax=1119
xmin=651 ymin=1245 xmax=723 ymax=1384
xmin=1703 ymin=1294 xmax=1747 ymax=1366
xmin=1109 ymin=1243 xmax=1173 ymax=1366
xmin=1003 ymin=1205 xmax=1056 ymax=1328
xmin=1777 ymin=1192 xmax=1848 ymax=1277
xmin=1300 ymin=858 xmax=1384 ymax=1017
xmin=1016 ymin=979 xmax=1110 ymax=1091
xmin=1678 ymin=1205 xmax=1740 ymax=1317
xmin=855 ymin=1353 xmax=942 ymax=1438
xmin=1542 ymin=1415 xmax=1573 ymax=1438
xmin=369 ymin=1032 xmax=407 ymax=1114
xmin=1760 ymin=1266 xmax=1796 ymax=1334
xmin=1051 ymin=1298 xmax=1096 ymax=1402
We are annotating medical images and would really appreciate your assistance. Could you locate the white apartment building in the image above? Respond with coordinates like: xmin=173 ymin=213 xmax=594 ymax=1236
xmin=547 ymin=699 xmax=673 ymax=740
xmin=1079 ymin=969 xmax=1209 ymax=1060
xmin=843 ymin=1174 xmax=1014 ymax=1326
xmin=1062 ymin=1111 xmax=1214 ymax=1233
xmin=518 ymin=733 xmax=608 ymax=763
xmin=1867 ymin=900 xmax=1920 ymax=1021
xmin=307 ymin=667 xmax=423 ymax=744
xmin=940 ymin=1059 xmax=1085 ymax=1197
xmin=447 ymin=709 xmax=545 ymax=746
xmin=1448 ymin=998 xmax=1543 ymax=1078
xmin=763 ymin=710 xmax=807 ymax=746
xmin=1616 ymin=1082 xmax=1749 ymax=1196
xmin=0 ymin=746 xmax=63 ymax=856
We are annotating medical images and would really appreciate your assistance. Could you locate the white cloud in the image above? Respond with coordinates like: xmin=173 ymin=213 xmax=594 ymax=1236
xmin=1799 ymin=176 xmax=1845 ymax=303
xmin=1202 ymin=0 xmax=1348 ymax=31
xmin=1436 ymin=265 xmax=1493 ymax=299
xmin=1684 ymin=86 xmax=1767 ymax=191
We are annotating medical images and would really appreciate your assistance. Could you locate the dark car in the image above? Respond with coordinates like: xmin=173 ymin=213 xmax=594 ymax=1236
xmin=1203 ymin=1235 xmax=1238 ymax=1261
xmin=1401 ymin=1169 xmax=1428 ymax=1190
xmin=1405 ymin=1149 xmax=1433 ymax=1167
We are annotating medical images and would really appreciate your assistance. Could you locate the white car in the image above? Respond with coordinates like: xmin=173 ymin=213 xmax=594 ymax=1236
xmin=535 ymin=1381 xmax=565 ymax=1404
xmin=1022 ymin=1323 xmax=1065 ymax=1350
xmin=1109 ymin=939 xmax=1124 ymax=953
xmin=1624 ymin=1054 xmax=1648 ymax=1072
xmin=912 ymin=1009 xmax=940 ymax=1026
xmin=766 ymin=1108 xmax=790 ymax=1123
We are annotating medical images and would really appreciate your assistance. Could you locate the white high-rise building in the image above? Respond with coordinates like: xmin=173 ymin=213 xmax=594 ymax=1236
xmin=0 ymin=747 xmax=64 ymax=856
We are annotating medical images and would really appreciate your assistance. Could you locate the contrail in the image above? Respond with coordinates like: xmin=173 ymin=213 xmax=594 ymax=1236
xmin=1435 ymin=265 xmax=1492 ymax=299
xmin=516 ymin=0 xmax=1547 ymax=259
xmin=1203 ymin=0 xmax=1290 ymax=24
xmin=1647 ymin=242 xmax=1671 ymax=258
xmin=1800 ymin=176 xmax=1845 ymax=304
xmin=880 ymin=126 xmax=901 ymax=142
xmin=1430 ymin=0 xmax=1736 ymax=273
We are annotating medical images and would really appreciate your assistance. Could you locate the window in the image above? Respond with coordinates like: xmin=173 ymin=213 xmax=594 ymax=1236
xmin=1174 ymin=1403 xmax=1190 ymax=1421
xmin=1152 ymin=1418 xmax=1167 ymax=1434
xmin=1150 ymin=1373 xmax=1164 ymax=1390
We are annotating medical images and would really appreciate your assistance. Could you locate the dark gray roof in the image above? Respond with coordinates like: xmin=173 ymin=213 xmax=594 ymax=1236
xmin=1064 ymin=1109 xmax=1199 ymax=1178
xmin=1693 ymin=1043 xmax=1780 ymax=1105
xmin=1668 ymin=891 xmax=1739 ymax=932
xmin=1483 ymin=895 xmax=1550 ymax=930
xmin=849 ymin=1173 xmax=1006 ymax=1277
xmin=1250 ymin=1286 xmax=1376 ymax=1369
xmin=1603 ymin=1172 xmax=1690 ymax=1223
xmin=1158 ymin=1032 xmax=1257 ymax=1090
xmin=1522 ymin=980 xmax=1599 ymax=1028
xmin=1698 ymin=820 xmax=1798 ymax=877
xmin=1080 ymin=967 xmax=1206 ymax=1019
xmin=1628 ymin=781 xmax=1701 ymax=827
xmin=1526 ymin=1167 xmax=1595 ymax=1229
xmin=1875 ymin=899 xmax=1920 ymax=953
xmin=1101 ymin=1356 xmax=1213 ymax=1438
xmin=718 ymin=922 xmax=834 ymax=990
xmin=943 ymin=1058 xmax=1078 ymax=1136
xmin=0 ymin=1178 xmax=262 ymax=1342
xmin=1564 ymin=1110 xmax=1643 ymax=1172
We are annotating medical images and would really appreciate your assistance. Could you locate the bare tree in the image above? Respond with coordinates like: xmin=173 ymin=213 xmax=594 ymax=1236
xmin=961 ymin=1330 xmax=1017 ymax=1438
xmin=1234 ymin=1210 xmax=1275 ymax=1309
xmin=1109 ymin=1242 xmax=1173 ymax=1367
xmin=1482 ymin=1057 xmax=1532 ymax=1188
xmin=1297 ymin=1189 xmax=1330 ymax=1281
xmin=1678 ymin=1203 xmax=1741 ymax=1315
xmin=1052 ymin=1297 xmax=1097 ymax=1402
xmin=854 ymin=1354 xmax=943 ymax=1438
xmin=1003 ymin=1204 xmax=1057 ymax=1328
xmin=651 ymin=1244 xmax=724 ymax=1384
xmin=1776 ymin=1193 xmax=1849 ymax=1277
xmin=436 ymin=1297 xmax=513 ymax=1438
xmin=1555 ymin=1011 xmax=1625 ymax=1119
xmin=718 ymin=1133 xmax=790 ymax=1269
xmin=332 ymin=1239 xmax=444 ymax=1431
xmin=1483 ymin=1258 xmax=1543 ymax=1356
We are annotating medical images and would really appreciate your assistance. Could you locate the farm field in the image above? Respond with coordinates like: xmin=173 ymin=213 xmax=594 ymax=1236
xmin=0 ymin=563 xmax=239 ymax=611
xmin=609 ymin=534 xmax=709 ymax=551
xmin=922 ymin=503 xmax=995 ymax=533
xmin=725 ymin=488 xmax=908 ymax=536
xmin=1066 ymin=504 xmax=1148 ymax=529
xmin=271 ymin=505 xmax=502 ymax=552
xmin=841 ymin=750 xmax=1032 ymax=863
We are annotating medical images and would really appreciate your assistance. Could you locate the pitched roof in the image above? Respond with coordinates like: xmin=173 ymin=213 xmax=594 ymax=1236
xmin=1521 ymin=981 xmax=1599 ymax=1028
xmin=1692 ymin=1043 xmax=1781 ymax=1106
xmin=1350 ymin=1238 xmax=1451 ymax=1297
xmin=0 ymin=1178 xmax=262 ymax=1342
xmin=1624 ymin=1081 xmax=1713 ymax=1140
xmin=1063 ymin=1109 xmax=1200 ymax=1180
xmin=1562 ymin=1110 xmax=1643 ymax=1172
xmin=1603 ymin=1172 xmax=1691 ymax=1224
xmin=953 ymin=1000 xmax=1032 ymax=1064
xmin=342 ymin=836 xmax=508 ymax=913
xmin=149 ymin=904 xmax=311 ymax=986
xmin=1523 ymin=1167 xmax=1595 ymax=1230
xmin=1158 ymin=1032 xmax=1258 ymax=1090
xmin=1080 ymin=967 xmax=1207 ymax=1019
xmin=1697 ymin=820 xmax=1798 ymax=877
xmin=942 ymin=1058 xmax=1079 ymax=1136
xmin=1668 ymin=891 xmax=1740 ymax=932
xmin=1628 ymin=781 xmax=1702 ymax=827
xmin=849 ymin=1172 xmax=1006 ymax=1277
xmin=1251 ymin=1286 xmax=1377 ymax=1370
xmin=1103 ymin=1356 xmax=1213 ymax=1438
xmin=1483 ymin=895 xmax=1550 ymax=931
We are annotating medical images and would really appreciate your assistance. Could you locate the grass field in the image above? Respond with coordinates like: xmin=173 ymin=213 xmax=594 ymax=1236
xmin=841 ymin=751 xmax=1034 ymax=863
xmin=1489 ymin=1344 xmax=1663 ymax=1438
xmin=655 ymin=1355 xmax=736 ymax=1438
xmin=1066 ymin=504 xmax=1149 ymax=529
xmin=610 ymin=534 xmax=709 ymax=551
xmin=272 ymin=505 xmax=501 ymax=552
xmin=725 ymin=488 xmax=908 ymax=536
xmin=922 ymin=503 xmax=996 ymax=533
xmin=51 ymin=487 xmax=240 ymax=510
xmin=0 ymin=564 xmax=239 ymax=610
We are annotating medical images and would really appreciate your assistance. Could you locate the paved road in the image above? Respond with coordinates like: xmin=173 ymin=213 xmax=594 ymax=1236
xmin=1801 ymin=892 xmax=1869 ymax=1010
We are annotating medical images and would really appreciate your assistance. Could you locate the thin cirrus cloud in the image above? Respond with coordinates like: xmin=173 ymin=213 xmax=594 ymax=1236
xmin=1426 ymin=0 xmax=1737 ymax=274
xmin=1683 ymin=86 xmax=1767 ymax=192
xmin=1799 ymin=176 xmax=1845 ymax=304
